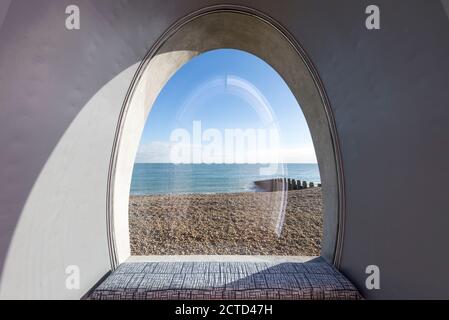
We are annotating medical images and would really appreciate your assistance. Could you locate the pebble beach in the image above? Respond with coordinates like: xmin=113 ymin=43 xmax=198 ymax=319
xmin=129 ymin=188 xmax=323 ymax=256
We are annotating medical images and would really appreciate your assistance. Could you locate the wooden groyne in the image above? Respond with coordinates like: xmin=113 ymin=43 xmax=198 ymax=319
xmin=254 ymin=178 xmax=321 ymax=192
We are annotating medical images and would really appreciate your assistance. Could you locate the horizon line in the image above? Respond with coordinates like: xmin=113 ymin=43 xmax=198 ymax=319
xmin=134 ymin=162 xmax=319 ymax=165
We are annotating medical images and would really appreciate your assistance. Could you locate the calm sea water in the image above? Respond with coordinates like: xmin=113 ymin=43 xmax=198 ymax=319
xmin=130 ymin=163 xmax=321 ymax=195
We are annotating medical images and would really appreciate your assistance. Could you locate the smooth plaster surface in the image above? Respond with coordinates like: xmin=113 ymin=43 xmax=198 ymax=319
xmin=0 ymin=1 xmax=448 ymax=299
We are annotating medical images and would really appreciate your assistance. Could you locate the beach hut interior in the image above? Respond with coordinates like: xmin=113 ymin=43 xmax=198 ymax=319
xmin=1 ymin=1 xmax=449 ymax=300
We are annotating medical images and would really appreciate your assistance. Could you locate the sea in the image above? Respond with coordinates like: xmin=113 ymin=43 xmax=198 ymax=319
xmin=130 ymin=163 xmax=321 ymax=195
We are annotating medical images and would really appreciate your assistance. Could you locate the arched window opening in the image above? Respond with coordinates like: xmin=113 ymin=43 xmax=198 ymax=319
xmin=129 ymin=49 xmax=323 ymax=257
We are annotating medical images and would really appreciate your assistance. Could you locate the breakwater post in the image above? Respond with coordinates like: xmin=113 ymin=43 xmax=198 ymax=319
xmin=254 ymin=178 xmax=321 ymax=192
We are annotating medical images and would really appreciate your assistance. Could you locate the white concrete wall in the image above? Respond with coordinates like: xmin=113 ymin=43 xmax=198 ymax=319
xmin=0 ymin=63 xmax=138 ymax=299
xmin=0 ymin=1 xmax=448 ymax=300
xmin=112 ymin=51 xmax=199 ymax=264
xmin=0 ymin=7 xmax=340 ymax=299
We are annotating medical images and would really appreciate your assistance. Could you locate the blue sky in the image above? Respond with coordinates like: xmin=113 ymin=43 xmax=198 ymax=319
xmin=135 ymin=49 xmax=317 ymax=164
